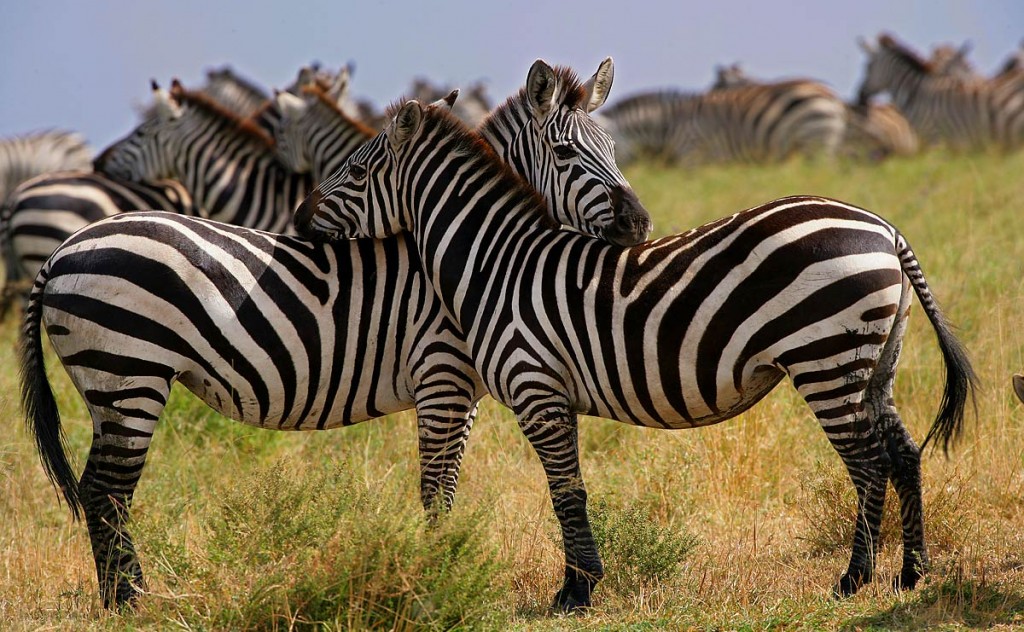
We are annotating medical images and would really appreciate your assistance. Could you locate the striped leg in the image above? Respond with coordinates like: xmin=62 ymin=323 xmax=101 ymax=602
xmin=78 ymin=390 xmax=164 ymax=608
xmin=792 ymin=361 xmax=890 ymax=597
xmin=79 ymin=407 xmax=160 ymax=610
xmin=518 ymin=409 xmax=603 ymax=612
xmin=864 ymin=300 xmax=928 ymax=590
xmin=415 ymin=397 xmax=478 ymax=515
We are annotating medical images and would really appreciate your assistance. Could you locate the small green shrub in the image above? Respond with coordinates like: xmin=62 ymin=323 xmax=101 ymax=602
xmin=588 ymin=498 xmax=699 ymax=594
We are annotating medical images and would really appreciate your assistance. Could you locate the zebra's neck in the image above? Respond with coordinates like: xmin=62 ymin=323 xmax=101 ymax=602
xmin=307 ymin=105 xmax=373 ymax=182
xmin=878 ymin=51 xmax=928 ymax=113
xmin=477 ymin=95 xmax=536 ymax=185
xmin=403 ymin=116 xmax=560 ymax=334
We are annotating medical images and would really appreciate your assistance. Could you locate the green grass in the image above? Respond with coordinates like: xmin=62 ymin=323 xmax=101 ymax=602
xmin=2 ymin=150 xmax=1023 ymax=629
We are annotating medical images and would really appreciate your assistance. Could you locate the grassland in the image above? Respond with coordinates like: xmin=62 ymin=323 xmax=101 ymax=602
xmin=1 ymin=150 xmax=1023 ymax=630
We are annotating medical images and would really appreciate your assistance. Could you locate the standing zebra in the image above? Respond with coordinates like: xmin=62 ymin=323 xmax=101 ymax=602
xmin=706 ymin=64 xmax=917 ymax=160
xmin=200 ymin=65 xmax=271 ymax=119
xmin=23 ymin=59 xmax=650 ymax=608
xmin=94 ymin=79 xmax=312 ymax=233
xmin=599 ymin=80 xmax=847 ymax=165
xmin=857 ymin=34 xmax=1024 ymax=149
xmin=0 ymin=130 xmax=93 ymax=202
xmin=296 ymin=100 xmax=976 ymax=611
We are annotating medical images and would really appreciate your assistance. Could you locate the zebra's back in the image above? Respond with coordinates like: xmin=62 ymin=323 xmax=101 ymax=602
xmin=0 ymin=130 xmax=92 ymax=202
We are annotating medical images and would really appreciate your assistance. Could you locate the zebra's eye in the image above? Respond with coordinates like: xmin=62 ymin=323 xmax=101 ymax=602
xmin=349 ymin=164 xmax=367 ymax=180
xmin=552 ymin=143 xmax=578 ymax=160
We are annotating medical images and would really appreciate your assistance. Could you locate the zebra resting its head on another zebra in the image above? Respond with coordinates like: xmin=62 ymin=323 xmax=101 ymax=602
xmin=298 ymin=98 xmax=977 ymax=611
xmin=476 ymin=58 xmax=652 ymax=246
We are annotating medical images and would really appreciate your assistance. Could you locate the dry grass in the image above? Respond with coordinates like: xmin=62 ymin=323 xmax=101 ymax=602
xmin=1 ymin=150 xmax=1023 ymax=629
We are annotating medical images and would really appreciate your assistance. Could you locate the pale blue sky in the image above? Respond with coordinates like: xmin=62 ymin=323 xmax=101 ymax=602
xmin=0 ymin=1 xmax=1020 ymax=148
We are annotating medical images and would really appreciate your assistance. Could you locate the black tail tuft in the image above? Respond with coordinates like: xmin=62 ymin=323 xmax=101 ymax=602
xmin=20 ymin=268 xmax=81 ymax=519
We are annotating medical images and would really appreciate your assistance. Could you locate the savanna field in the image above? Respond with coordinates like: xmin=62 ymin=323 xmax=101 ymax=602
xmin=1 ymin=151 xmax=1023 ymax=630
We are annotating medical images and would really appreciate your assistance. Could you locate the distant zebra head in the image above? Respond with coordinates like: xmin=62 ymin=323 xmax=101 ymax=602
xmin=711 ymin=63 xmax=754 ymax=90
xmin=856 ymin=34 xmax=931 ymax=106
xmin=94 ymin=81 xmax=182 ymax=180
xmin=928 ymin=41 xmax=977 ymax=82
xmin=479 ymin=58 xmax=651 ymax=246
xmin=94 ymin=79 xmax=274 ymax=183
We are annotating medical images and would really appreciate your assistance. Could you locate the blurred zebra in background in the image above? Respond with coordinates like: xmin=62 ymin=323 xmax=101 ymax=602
xmin=1014 ymin=374 xmax=1024 ymax=403
xmin=857 ymin=33 xmax=1024 ymax=149
xmin=201 ymin=65 xmax=270 ymax=119
xmin=410 ymin=77 xmax=493 ymax=127
xmin=22 ymin=58 xmax=650 ymax=608
xmin=600 ymin=76 xmax=846 ymax=165
xmin=0 ymin=130 xmax=92 ymax=202
xmin=709 ymin=63 xmax=917 ymax=160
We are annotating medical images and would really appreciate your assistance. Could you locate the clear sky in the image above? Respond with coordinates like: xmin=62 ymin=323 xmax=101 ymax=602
xmin=0 ymin=1 xmax=1020 ymax=149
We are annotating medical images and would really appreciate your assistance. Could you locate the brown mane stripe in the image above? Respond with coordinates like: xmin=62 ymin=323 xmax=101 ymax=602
xmin=169 ymin=83 xmax=275 ymax=147
xmin=299 ymin=84 xmax=377 ymax=137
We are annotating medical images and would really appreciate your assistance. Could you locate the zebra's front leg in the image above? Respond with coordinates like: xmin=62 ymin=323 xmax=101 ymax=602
xmin=518 ymin=410 xmax=602 ymax=613
xmin=415 ymin=396 xmax=479 ymax=516
xmin=79 ymin=413 xmax=158 ymax=608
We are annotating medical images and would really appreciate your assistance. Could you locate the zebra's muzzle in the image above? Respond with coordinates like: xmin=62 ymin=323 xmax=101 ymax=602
xmin=293 ymin=188 xmax=323 ymax=238
xmin=603 ymin=186 xmax=652 ymax=246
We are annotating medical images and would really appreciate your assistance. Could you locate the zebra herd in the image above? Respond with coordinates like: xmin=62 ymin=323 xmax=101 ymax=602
xmin=0 ymin=42 xmax=1008 ymax=613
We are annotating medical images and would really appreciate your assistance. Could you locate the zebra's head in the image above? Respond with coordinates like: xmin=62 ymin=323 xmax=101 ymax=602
xmin=482 ymin=58 xmax=651 ymax=246
xmin=856 ymin=34 xmax=929 ymax=106
xmin=273 ymin=90 xmax=315 ymax=173
xmin=294 ymin=95 xmax=458 ymax=240
xmin=94 ymin=81 xmax=182 ymax=181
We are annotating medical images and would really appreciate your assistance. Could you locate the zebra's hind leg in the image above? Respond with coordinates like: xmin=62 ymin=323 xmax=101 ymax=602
xmin=78 ymin=389 xmax=164 ymax=609
xmin=415 ymin=395 xmax=479 ymax=516
xmin=518 ymin=409 xmax=602 ymax=613
xmin=792 ymin=363 xmax=891 ymax=597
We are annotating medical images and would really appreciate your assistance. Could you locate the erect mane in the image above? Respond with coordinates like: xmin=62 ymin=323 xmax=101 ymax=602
xmin=420 ymin=105 xmax=557 ymax=229
xmin=480 ymin=65 xmax=589 ymax=132
xmin=300 ymin=84 xmax=376 ymax=138
xmin=878 ymin=34 xmax=933 ymax=73
xmin=170 ymin=84 xmax=275 ymax=148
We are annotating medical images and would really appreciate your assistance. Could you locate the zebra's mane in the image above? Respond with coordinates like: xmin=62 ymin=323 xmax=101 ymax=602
xmin=169 ymin=83 xmax=275 ymax=148
xmin=878 ymin=34 xmax=933 ymax=74
xmin=417 ymin=104 xmax=558 ymax=229
xmin=301 ymin=84 xmax=376 ymax=138
xmin=479 ymin=65 xmax=589 ymax=134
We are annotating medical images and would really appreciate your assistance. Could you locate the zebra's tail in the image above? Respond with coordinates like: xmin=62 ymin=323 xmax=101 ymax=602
xmin=896 ymin=232 xmax=978 ymax=454
xmin=20 ymin=263 xmax=82 ymax=519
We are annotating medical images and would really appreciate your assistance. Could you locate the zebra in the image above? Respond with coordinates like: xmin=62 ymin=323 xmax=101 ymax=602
xmin=295 ymin=100 xmax=977 ymax=611
xmin=201 ymin=65 xmax=271 ymax=119
xmin=23 ymin=59 xmax=651 ymax=608
xmin=410 ymin=77 xmax=493 ymax=127
xmin=2 ymin=79 xmax=297 ymax=312
xmin=599 ymin=80 xmax=847 ymax=166
xmin=94 ymin=79 xmax=312 ymax=233
xmin=856 ymin=33 xmax=1024 ymax=149
xmin=1014 ymin=374 xmax=1024 ymax=403
xmin=706 ymin=64 xmax=916 ymax=160
xmin=0 ymin=173 xmax=194 ymax=313
xmin=927 ymin=42 xmax=980 ymax=83
xmin=0 ymin=130 xmax=93 ymax=202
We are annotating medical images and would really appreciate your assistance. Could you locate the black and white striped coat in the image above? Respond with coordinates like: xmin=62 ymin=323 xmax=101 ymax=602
xmin=297 ymin=102 xmax=976 ymax=611
xmin=598 ymin=80 xmax=847 ymax=165
xmin=0 ymin=130 xmax=92 ymax=202
xmin=857 ymin=34 xmax=1024 ymax=149
xmin=23 ymin=58 xmax=650 ymax=609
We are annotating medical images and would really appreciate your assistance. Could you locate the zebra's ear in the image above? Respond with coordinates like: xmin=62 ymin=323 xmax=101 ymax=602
xmin=526 ymin=59 xmax=557 ymax=120
xmin=582 ymin=57 xmax=614 ymax=113
xmin=325 ymin=64 xmax=351 ymax=106
xmin=151 ymin=81 xmax=181 ymax=121
xmin=387 ymin=100 xmax=423 ymax=151
xmin=857 ymin=36 xmax=877 ymax=55
xmin=429 ymin=89 xmax=459 ymax=111
xmin=275 ymin=89 xmax=308 ymax=120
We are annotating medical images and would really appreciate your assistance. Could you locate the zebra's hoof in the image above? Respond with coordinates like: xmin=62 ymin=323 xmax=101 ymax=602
xmin=551 ymin=578 xmax=593 ymax=613
xmin=893 ymin=565 xmax=926 ymax=592
xmin=832 ymin=570 xmax=870 ymax=598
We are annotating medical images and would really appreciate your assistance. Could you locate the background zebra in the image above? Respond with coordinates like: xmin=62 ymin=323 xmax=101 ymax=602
xmin=23 ymin=58 xmax=651 ymax=608
xmin=0 ymin=129 xmax=93 ymax=202
xmin=296 ymin=100 xmax=976 ymax=611
xmin=857 ymin=33 xmax=1024 ymax=149
xmin=1014 ymin=374 xmax=1024 ymax=403
xmin=598 ymin=79 xmax=847 ymax=166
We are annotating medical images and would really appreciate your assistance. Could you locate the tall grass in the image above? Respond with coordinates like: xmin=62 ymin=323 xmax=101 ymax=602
xmin=1 ymin=151 xmax=1023 ymax=629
